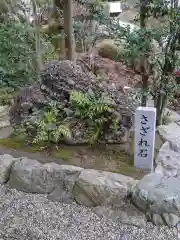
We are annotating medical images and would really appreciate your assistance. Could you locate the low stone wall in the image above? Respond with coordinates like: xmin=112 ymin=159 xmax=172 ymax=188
xmin=1 ymin=154 xmax=180 ymax=228
xmin=0 ymin=154 xmax=137 ymax=207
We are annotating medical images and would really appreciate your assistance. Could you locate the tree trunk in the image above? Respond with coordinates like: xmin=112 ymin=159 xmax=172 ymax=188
xmin=31 ymin=0 xmax=43 ymax=76
xmin=141 ymin=71 xmax=149 ymax=106
xmin=63 ymin=0 xmax=75 ymax=60
xmin=139 ymin=0 xmax=149 ymax=106
xmin=51 ymin=0 xmax=66 ymax=59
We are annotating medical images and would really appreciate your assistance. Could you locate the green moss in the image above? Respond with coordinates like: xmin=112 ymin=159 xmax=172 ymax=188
xmin=115 ymin=163 xmax=146 ymax=179
xmin=101 ymin=146 xmax=146 ymax=179
xmin=0 ymin=138 xmax=42 ymax=153
xmin=54 ymin=148 xmax=74 ymax=161
xmin=0 ymin=137 xmax=147 ymax=179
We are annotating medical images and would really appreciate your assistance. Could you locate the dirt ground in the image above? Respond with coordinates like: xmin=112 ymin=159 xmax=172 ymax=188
xmin=0 ymin=138 xmax=148 ymax=179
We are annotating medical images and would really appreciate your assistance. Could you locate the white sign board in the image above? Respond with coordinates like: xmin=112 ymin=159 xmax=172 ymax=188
xmin=134 ymin=107 xmax=156 ymax=171
xmin=109 ymin=2 xmax=122 ymax=13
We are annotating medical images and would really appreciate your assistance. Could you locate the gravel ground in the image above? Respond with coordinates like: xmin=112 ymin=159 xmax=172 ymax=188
xmin=0 ymin=185 xmax=177 ymax=240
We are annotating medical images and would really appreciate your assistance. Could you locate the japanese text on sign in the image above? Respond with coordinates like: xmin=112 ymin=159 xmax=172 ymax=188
xmin=138 ymin=114 xmax=150 ymax=158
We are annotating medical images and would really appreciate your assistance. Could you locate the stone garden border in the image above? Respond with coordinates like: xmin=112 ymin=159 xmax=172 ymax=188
xmin=0 ymin=154 xmax=137 ymax=207
xmin=1 ymin=154 xmax=180 ymax=228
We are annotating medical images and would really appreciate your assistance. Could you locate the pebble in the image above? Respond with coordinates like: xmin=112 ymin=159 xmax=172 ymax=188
xmin=0 ymin=185 xmax=177 ymax=240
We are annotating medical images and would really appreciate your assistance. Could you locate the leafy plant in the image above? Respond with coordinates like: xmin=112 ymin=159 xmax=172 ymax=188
xmin=13 ymin=124 xmax=29 ymax=142
xmin=109 ymin=0 xmax=180 ymax=125
xmin=33 ymin=105 xmax=71 ymax=144
xmin=70 ymin=90 xmax=117 ymax=143
xmin=0 ymin=22 xmax=37 ymax=88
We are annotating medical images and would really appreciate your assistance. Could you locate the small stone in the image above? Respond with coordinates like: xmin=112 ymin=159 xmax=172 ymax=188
xmin=151 ymin=213 xmax=164 ymax=226
xmin=163 ymin=213 xmax=180 ymax=227
xmin=67 ymin=79 xmax=75 ymax=85
xmin=63 ymin=108 xmax=73 ymax=117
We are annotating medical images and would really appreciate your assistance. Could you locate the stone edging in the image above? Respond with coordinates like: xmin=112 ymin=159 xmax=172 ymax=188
xmin=0 ymin=154 xmax=137 ymax=206
xmin=0 ymin=154 xmax=180 ymax=228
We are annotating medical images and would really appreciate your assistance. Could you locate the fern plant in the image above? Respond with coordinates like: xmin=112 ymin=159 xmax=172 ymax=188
xmin=33 ymin=106 xmax=71 ymax=145
xmin=70 ymin=90 xmax=117 ymax=143
xmin=70 ymin=91 xmax=113 ymax=119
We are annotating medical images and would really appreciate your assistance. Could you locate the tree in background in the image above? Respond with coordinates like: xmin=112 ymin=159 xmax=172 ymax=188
xmin=0 ymin=0 xmax=56 ymax=90
xmin=63 ymin=0 xmax=75 ymax=60
xmin=138 ymin=0 xmax=151 ymax=106
xmin=32 ymin=0 xmax=43 ymax=75
xmin=110 ymin=0 xmax=180 ymax=125
xmin=151 ymin=0 xmax=180 ymax=125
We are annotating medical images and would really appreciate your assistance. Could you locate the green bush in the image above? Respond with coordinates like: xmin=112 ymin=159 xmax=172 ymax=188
xmin=0 ymin=22 xmax=36 ymax=88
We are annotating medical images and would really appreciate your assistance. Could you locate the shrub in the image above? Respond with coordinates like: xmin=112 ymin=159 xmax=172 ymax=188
xmin=0 ymin=22 xmax=36 ymax=89
xmin=97 ymin=39 xmax=125 ymax=61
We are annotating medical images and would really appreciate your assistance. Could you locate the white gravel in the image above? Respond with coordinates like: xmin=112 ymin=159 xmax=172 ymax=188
xmin=0 ymin=185 xmax=177 ymax=240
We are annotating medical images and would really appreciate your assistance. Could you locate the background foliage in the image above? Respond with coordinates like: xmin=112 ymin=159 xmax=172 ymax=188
xmin=0 ymin=22 xmax=36 ymax=88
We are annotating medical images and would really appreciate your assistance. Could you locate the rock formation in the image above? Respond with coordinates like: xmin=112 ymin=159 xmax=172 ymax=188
xmin=9 ymin=59 xmax=138 ymax=144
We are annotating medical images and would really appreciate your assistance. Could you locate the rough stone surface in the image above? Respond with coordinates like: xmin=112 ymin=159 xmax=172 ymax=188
xmin=163 ymin=108 xmax=180 ymax=123
xmin=0 ymin=126 xmax=14 ymax=139
xmin=73 ymin=169 xmax=135 ymax=207
xmin=155 ymin=141 xmax=180 ymax=177
xmin=0 ymin=154 xmax=17 ymax=184
xmin=9 ymin=158 xmax=82 ymax=195
xmin=0 ymin=105 xmax=9 ymax=118
xmin=0 ymin=185 xmax=177 ymax=240
xmin=0 ymin=119 xmax=10 ymax=129
xmin=0 ymin=106 xmax=11 ymax=129
xmin=48 ymin=186 xmax=74 ymax=204
xmin=131 ymin=173 xmax=180 ymax=226
xmin=0 ymin=105 xmax=13 ymax=138
xmin=9 ymin=60 xmax=138 ymax=144
xmin=48 ymin=165 xmax=83 ymax=203
xmin=155 ymin=131 xmax=164 ymax=152
xmin=94 ymin=202 xmax=147 ymax=228
xmin=157 ymin=122 xmax=180 ymax=152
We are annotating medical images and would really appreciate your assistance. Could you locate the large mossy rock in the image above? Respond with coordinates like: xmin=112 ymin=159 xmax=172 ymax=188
xmin=9 ymin=59 xmax=138 ymax=144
